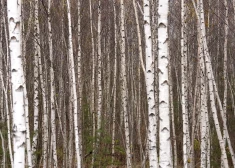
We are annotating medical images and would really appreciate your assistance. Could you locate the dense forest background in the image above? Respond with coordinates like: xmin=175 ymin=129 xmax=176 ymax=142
xmin=0 ymin=0 xmax=235 ymax=167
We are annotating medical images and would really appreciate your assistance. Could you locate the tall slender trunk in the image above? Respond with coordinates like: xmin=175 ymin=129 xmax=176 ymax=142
xmin=169 ymin=53 xmax=177 ymax=168
xmin=158 ymin=0 xmax=172 ymax=167
xmin=222 ymin=1 xmax=228 ymax=166
xmin=0 ymin=70 xmax=13 ymax=167
xmin=7 ymin=0 xmax=26 ymax=167
xmin=34 ymin=0 xmax=49 ymax=165
xmin=133 ymin=0 xmax=146 ymax=75
xmin=120 ymin=0 xmax=132 ymax=167
xmin=90 ymin=0 xmax=96 ymax=166
xmin=48 ymin=0 xmax=58 ymax=167
xmin=0 ymin=130 xmax=5 ymax=168
xmin=198 ymin=23 xmax=208 ymax=167
xmin=196 ymin=0 xmax=229 ymax=167
xmin=0 ymin=7 xmax=14 ymax=167
xmin=143 ymin=0 xmax=158 ymax=167
xmin=95 ymin=1 xmax=102 ymax=165
xmin=68 ymin=101 xmax=74 ymax=168
xmin=77 ymin=0 xmax=83 ymax=163
xmin=181 ymin=0 xmax=191 ymax=166
xmin=132 ymin=2 xmax=145 ymax=164
xmin=66 ymin=0 xmax=82 ymax=167
xmin=32 ymin=0 xmax=40 ymax=166
xmin=21 ymin=2 xmax=32 ymax=167
xmin=111 ymin=0 xmax=117 ymax=166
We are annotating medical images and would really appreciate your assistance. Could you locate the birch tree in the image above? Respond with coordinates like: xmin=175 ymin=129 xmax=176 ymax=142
xmin=111 ymin=0 xmax=117 ymax=166
xmin=195 ymin=0 xmax=229 ymax=166
xmin=48 ymin=0 xmax=58 ymax=166
xmin=7 ymin=0 xmax=26 ymax=167
xmin=143 ymin=0 xmax=158 ymax=167
xmin=181 ymin=0 xmax=191 ymax=166
xmin=66 ymin=0 xmax=82 ymax=167
xmin=158 ymin=0 xmax=172 ymax=167
xmin=97 ymin=0 xmax=102 ymax=150
xmin=1 ymin=0 xmax=235 ymax=167
xmin=198 ymin=21 xmax=209 ymax=167
xmin=222 ymin=1 xmax=228 ymax=166
xmin=0 ymin=4 xmax=14 ymax=166
xmin=32 ymin=0 xmax=39 ymax=165
xmin=120 ymin=0 xmax=132 ymax=167
xmin=77 ymin=0 xmax=83 ymax=162
xmin=90 ymin=0 xmax=96 ymax=166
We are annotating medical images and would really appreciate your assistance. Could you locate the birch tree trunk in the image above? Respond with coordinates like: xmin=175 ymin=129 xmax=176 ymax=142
xmin=133 ymin=0 xmax=146 ymax=75
xmin=33 ymin=0 xmax=49 ymax=166
xmin=77 ymin=0 xmax=83 ymax=163
xmin=181 ymin=0 xmax=191 ymax=166
xmin=196 ymin=0 xmax=229 ymax=167
xmin=0 ymin=130 xmax=5 ymax=168
xmin=132 ymin=2 xmax=146 ymax=164
xmin=0 ymin=14 xmax=2 ymax=121
xmin=7 ymin=0 xmax=26 ymax=167
xmin=198 ymin=24 xmax=208 ymax=167
xmin=23 ymin=73 xmax=32 ymax=168
xmin=90 ymin=0 xmax=96 ymax=166
xmin=222 ymin=1 xmax=228 ymax=166
xmin=143 ymin=0 xmax=158 ymax=167
xmin=0 ymin=68 xmax=13 ymax=167
xmin=120 ymin=0 xmax=132 ymax=167
xmin=48 ymin=0 xmax=58 ymax=167
xmin=158 ymin=0 xmax=172 ymax=167
xmin=111 ymin=0 xmax=117 ymax=166
xmin=0 ymin=25 xmax=6 ymax=168
xmin=32 ymin=0 xmax=39 ymax=166
xmin=66 ymin=0 xmax=82 ymax=167
xmin=0 ymin=8 xmax=14 ymax=166
xmin=20 ymin=3 xmax=32 ymax=167
xmin=94 ymin=1 xmax=102 ymax=165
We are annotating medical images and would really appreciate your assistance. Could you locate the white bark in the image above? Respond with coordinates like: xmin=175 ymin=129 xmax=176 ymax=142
xmin=68 ymin=101 xmax=74 ymax=168
xmin=41 ymin=50 xmax=48 ymax=168
xmin=89 ymin=0 xmax=98 ymax=167
xmin=32 ymin=0 xmax=39 ymax=165
xmin=23 ymin=79 xmax=32 ymax=168
xmin=143 ymin=0 xmax=158 ymax=167
xmin=20 ymin=3 xmax=32 ymax=168
xmin=158 ymin=0 xmax=172 ymax=167
xmin=192 ymin=1 xmax=230 ymax=166
xmin=93 ymin=2 xmax=102 ymax=165
xmin=0 ymin=71 xmax=13 ymax=167
xmin=111 ymin=0 xmax=117 ymax=166
xmin=97 ymin=0 xmax=102 ymax=142
xmin=77 ymin=0 xmax=83 ymax=162
xmin=48 ymin=0 xmax=58 ymax=167
xmin=207 ymin=131 xmax=211 ymax=168
xmin=198 ymin=27 xmax=208 ymax=168
xmin=196 ymin=1 xmax=229 ymax=167
xmin=181 ymin=0 xmax=191 ymax=166
xmin=120 ymin=0 xmax=132 ymax=167
xmin=7 ymin=0 xmax=26 ymax=167
xmin=33 ymin=0 xmax=48 ymax=166
xmin=90 ymin=0 xmax=96 ymax=166
xmin=133 ymin=0 xmax=146 ymax=75
xmin=1 ymin=6 xmax=14 ymax=166
xmin=66 ymin=0 xmax=82 ymax=167
xmin=222 ymin=1 xmax=228 ymax=166
xmin=0 ymin=129 xmax=5 ymax=168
